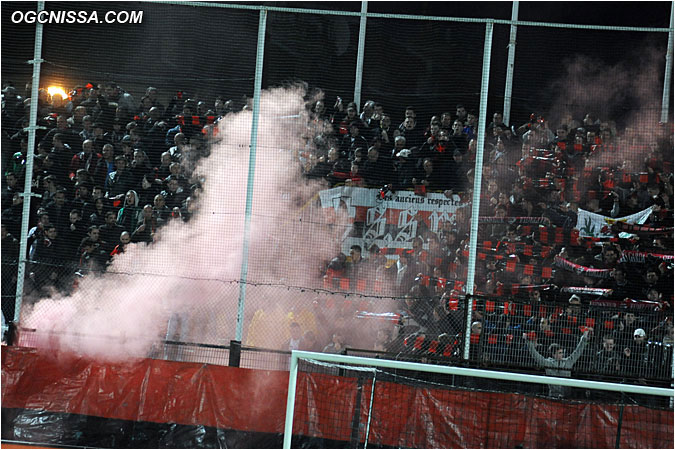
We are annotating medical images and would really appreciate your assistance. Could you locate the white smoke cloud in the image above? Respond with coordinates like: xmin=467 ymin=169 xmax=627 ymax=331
xmin=20 ymin=85 xmax=367 ymax=361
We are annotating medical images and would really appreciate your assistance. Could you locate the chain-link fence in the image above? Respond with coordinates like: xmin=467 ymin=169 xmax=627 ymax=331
xmin=1 ymin=2 xmax=673 ymax=386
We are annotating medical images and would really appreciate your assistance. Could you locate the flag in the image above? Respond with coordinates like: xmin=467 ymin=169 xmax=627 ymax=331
xmin=576 ymin=206 xmax=654 ymax=238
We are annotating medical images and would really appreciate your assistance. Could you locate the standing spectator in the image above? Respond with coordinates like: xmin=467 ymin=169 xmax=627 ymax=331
xmin=103 ymin=117 xmax=126 ymax=149
xmin=397 ymin=116 xmax=424 ymax=149
xmin=26 ymin=210 xmax=50 ymax=260
xmin=75 ymin=237 xmax=108 ymax=277
xmin=99 ymin=210 xmax=124 ymax=254
xmin=116 ymin=190 xmax=141 ymax=232
xmin=49 ymin=133 xmax=74 ymax=186
xmin=131 ymin=204 xmax=156 ymax=244
xmin=448 ymin=120 xmax=469 ymax=154
xmin=1 ymin=223 xmax=20 ymax=324
xmin=137 ymin=173 xmax=161 ymax=207
xmin=69 ymin=139 xmax=100 ymax=181
xmin=88 ymin=197 xmax=110 ymax=227
xmin=412 ymin=157 xmax=448 ymax=192
xmin=341 ymin=121 xmax=369 ymax=160
xmin=29 ymin=224 xmax=68 ymax=294
xmin=300 ymin=330 xmax=322 ymax=352
xmin=93 ymin=144 xmax=116 ymax=189
xmin=376 ymin=114 xmax=396 ymax=148
xmin=463 ymin=111 xmax=478 ymax=140
xmin=323 ymin=330 xmax=347 ymax=354
xmin=44 ymin=188 xmax=70 ymax=234
xmin=524 ymin=329 xmax=592 ymax=397
xmin=344 ymin=245 xmax=364 ymax=282
xmin=362 ymin=145 xmax=393 ymax=187
xmin=284 ymin=322 xmax=303 ymax=351
xmin=168 ymin=133 xmax=188 ymax=161
xmin=130 ymin=149 xmax=154 ymax=187
xmin=70 ymin=181 xmax=93 ymax=213
xmin=152 ymin=193 xmax=171 ymax=224
xmin=623 ymin=328 xmax=651 ymax=378
xmin=1 ymin=171 xmax=20 ymax=208
xmin=40 ymin=114 xmax=77 ymax=149
xmin=487 ymin=111 xmax=506 ymax=133
xmin=156 ymin=152 xmax=173 ymax=181
xmin=391 ymin=148 xmax=417 ymax=190
xmin=78 ymin=115 xmax=95 ymax=142
xmin=103 ymin=82 xmax=137 ymax=119
xmin=106 ymin=156 xmax=135 ymax=201
xmin=160 ymin=176 xmax=188 ymax=209
xmin=110 ymin=231 xmax=131 ymax=256
xmin=61 ymin=209 xmax=88 ymax=262
xmin=595 ymin=333 xmax=621 ymax=375
xmin=68 ymin=105 xmax=87 ymax=134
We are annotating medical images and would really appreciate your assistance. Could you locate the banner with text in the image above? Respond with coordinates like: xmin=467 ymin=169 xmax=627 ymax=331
xmin=319 ymin=187 xmax=466 ymax=256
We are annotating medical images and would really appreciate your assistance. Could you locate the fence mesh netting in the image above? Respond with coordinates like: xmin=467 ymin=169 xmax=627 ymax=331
xmin=1 ymin=2 xmax=673 ymax=389
xmin=290 ymin=358 xmax=673 ymax=448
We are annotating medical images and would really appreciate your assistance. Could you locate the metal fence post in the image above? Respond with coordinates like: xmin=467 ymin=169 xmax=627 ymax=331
xmin=229 ymin=340 xmax=242 ymax=367
xmin=236 ymin=8 xmax=268 ymax=342
xmin=464 ymin=20 xmax=493 ymax=360
xmin=14 ymin=1 xmax=46 ymax=329
xmin=353 ymin=1 xmax=368 ymax=110
xmin=503 ymin=1 xmax=519 ymax=126
xmin=661 ymin=2 xmax=673 ymax=123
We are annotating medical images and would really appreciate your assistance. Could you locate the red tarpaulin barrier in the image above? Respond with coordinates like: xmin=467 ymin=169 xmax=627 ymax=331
xmin=2 ymin=346 xmax=672 ymax=448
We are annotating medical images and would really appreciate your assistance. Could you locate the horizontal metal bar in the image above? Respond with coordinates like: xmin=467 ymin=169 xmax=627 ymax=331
xmin=292 ymin=350 xmax=674 ymax=397
xmin=148 ymin=1 xmax=671 ymax=32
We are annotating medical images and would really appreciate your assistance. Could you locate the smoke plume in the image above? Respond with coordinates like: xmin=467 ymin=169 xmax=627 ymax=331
xmin=21 ymin=85 xmax=366 ymax=361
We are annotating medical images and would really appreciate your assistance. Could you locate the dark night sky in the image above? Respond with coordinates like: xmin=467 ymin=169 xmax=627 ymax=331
xmin=261 ymin=2 xmax=671 ymax=27
xmin=2 ymin=2 xmax=672 ymax=125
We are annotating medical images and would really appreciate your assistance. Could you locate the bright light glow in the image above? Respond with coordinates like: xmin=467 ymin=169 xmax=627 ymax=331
xmin=47 ymin=86 xmax=68 ymax=99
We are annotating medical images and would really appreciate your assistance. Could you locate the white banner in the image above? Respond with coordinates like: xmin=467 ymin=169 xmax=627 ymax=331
xmin=319 ymin=186 xmax=464 ymax=211
xmin=576 ymin=206 xmax=655 ymax=238
xmin=319 ymin=187 xmax=466 ymax=255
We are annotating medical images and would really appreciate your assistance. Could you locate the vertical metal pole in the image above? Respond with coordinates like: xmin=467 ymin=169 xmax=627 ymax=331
xmin=228 ymin=340 xmax=242 ymax=367
xmin=363 ymin=374 xmax=376 ymax=449
xmin=503 ymin=1 xmax=519 ymax=126
xmin=236 ymin=9 xmax=267 ymax=342
xmin=671 ymin=341 xmax=674 ymax=409
xmin=660 ymin=2 xmax=673 ymax=123
xmin=14 ymin=1 xmax=46 ymax=327
xmin=283 ymin=351 xmax=300 ymax=449
xmin=463 ymin=21 xmax=493 ymax=360
xmin=614 ymin=393 xmax=626 ymax=449
xmin=353 ymin=1 xmax=368 ymax=110
xmin=349 ymin=375 xmax=365 ymax=447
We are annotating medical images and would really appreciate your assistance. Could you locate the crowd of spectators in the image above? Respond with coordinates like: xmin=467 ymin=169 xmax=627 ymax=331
xmin=293 ymin=97 xmax=674 ymax=385
xmin=1 ymin=81 xmax=673 ymax=386
xmin=1 ymin=82 xmax=214 ymax=317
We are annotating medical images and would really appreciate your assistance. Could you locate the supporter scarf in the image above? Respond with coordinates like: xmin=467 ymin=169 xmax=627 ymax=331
xmin=580 ymin=168 xmax=661 ymax=187
xmin=590 ymin=298 xmax=666 ymax=311
xmin=480 ymin=240 xmax=553 ymax=258
xmin=560 ymin=286 xmax=613 ymax=297
xmin=577 ymin=236 xmax=637 ymax=249
xmin=553 ymin=256 xmax=613 ymax=279
xmin=355 ymin=311 xmax=401 ymax=323
xmin=619 ymin=250 xmax=675 ymax=263
xmin=495 ymin=284 xmax=553 ymax=296
xmin=478 ymin=216 xmax=551 ymax=225
xmin=611 ymin=222 xmax=674 ymax=236
xmin=534 ymin=226 xmax=580 ymax=246
xmin=176 ymin=115 xmax=218 ymax=126
xmin=416 ymin=275 xmax=465 ymax=292
xmin=463 ymin=250 xmax=555 ymax=278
